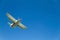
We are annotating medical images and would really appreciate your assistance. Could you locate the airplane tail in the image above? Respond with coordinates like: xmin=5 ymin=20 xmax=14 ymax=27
xmin=8 ymin=22 xmax=11 ymax=27
xmin=8 ymin=22 xmax=15 ymax=28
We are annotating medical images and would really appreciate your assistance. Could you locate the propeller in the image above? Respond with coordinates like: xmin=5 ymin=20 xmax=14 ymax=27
xmin=18 ymin=17 xmax=22 ymax=21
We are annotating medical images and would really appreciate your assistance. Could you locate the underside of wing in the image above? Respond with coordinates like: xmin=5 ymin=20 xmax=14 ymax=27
xmin=17 ymin=23 xmax=26 ymax=29
xmin=6 ymin=12 xmax=16 ymax=23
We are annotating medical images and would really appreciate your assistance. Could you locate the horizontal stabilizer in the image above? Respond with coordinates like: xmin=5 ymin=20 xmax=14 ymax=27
xmin=8 ymin=22 xmax=11 ymax=27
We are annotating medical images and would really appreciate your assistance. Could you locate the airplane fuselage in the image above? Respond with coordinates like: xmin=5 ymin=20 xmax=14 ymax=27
xmin=11 ymin=19 xmax=20 ymax=27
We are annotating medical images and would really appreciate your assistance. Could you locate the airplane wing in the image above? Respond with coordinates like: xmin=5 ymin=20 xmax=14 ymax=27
xmin=6 ymin=12 xmax=16 ymax=23
xmin=17 ymin=23 xmax=26 ymax=29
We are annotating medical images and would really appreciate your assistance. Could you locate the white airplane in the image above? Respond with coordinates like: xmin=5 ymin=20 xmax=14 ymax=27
xmin=6 ymin=13 xmax=26 ymax=30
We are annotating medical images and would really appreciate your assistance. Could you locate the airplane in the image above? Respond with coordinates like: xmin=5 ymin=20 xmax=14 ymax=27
xmin=6 ymin=12 xmax=26 ymax=30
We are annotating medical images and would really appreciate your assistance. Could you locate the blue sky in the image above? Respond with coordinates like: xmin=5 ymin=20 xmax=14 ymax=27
xmin=0 ymin=0 xmax=60 ymax=40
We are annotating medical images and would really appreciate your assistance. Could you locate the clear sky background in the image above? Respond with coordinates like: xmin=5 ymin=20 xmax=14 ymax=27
xmin=0 ymin=0 xmax=60 ymax=40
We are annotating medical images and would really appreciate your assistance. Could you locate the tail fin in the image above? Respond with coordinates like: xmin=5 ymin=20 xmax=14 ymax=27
xmin=8 ymin=22 xmax=11 ymax=27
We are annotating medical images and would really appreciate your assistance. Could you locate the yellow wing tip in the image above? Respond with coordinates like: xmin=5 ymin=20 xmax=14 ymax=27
xmin=22 ymin=26 xmax=27 ymax=30
xmin=6 ymin=12 xmax=10 ymax=16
